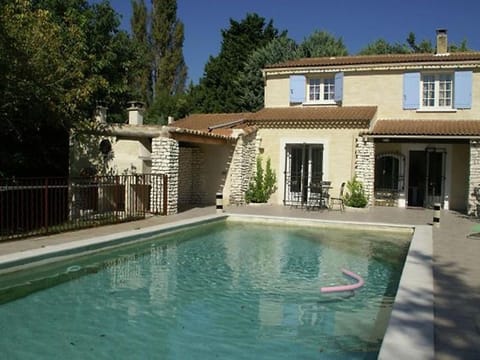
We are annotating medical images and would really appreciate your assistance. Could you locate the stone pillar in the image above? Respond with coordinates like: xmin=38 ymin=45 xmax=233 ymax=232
xmin=229 ymin=133 xmax=257 ymax=205
xmin=468 ymin=140 xmax=480 ymax=216
xmin=151 ymin=137 xmax=179 ymax=215
xmin=355 ymin=136 xmax=375 ymax=206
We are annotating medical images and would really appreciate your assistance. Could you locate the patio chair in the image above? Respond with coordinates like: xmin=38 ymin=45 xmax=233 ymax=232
xmin=330 ymin=182 xmax=345 ymax=211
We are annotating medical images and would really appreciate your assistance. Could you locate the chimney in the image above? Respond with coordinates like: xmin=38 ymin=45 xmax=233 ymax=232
xmin=167 ymin=116 xmax=174 ymax=125
xmin=436 ymin=29 xmax=448 ymax=54
xmin=127 ymin=101 xmax=145 ymax=125
xmin=94 ymin=105 xmax=107 ymax=124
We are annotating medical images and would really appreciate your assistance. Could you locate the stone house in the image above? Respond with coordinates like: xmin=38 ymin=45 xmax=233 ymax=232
xmin=71 ymin=29 xmax=480 ymax=215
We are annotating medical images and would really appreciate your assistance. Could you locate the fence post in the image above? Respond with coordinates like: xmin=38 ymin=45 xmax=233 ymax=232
xmin=433 ymin=203 xmax=441 ymax=227
xmin=216 ymin=192 xmax=223 ymax=213
xmin=44 ymin=178 xmax=49 ymax=233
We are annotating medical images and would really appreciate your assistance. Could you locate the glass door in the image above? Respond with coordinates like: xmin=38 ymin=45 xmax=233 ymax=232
xmin=284 ymin=144 xmax=324 ymax=206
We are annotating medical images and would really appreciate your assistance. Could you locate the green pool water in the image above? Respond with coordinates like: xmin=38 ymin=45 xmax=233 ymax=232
xmin=0 ymin=220 xmax=410 ymax=359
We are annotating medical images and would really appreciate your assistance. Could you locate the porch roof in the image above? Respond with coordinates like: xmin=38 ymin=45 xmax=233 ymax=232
xmin=368 ymin=119 xmax=480 ymax=137
xmin=170 ymin=112 xmax=257 ymax=143
xmin=247 ymin=106 xmax=376 ymax=128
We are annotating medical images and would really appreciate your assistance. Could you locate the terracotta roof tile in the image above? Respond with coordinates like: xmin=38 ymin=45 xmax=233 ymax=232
xmin=171 ymin=112 xmax=255 ymax=140
xmin=370 ymin=120 xmax=480 ymax=136
xmin=249 ymin=106 xmax=377 ymax=122
xmin=266 ymin=52 xmax=480 ymax=69
xmin=172 ymin=113 xmax=252 ymax=131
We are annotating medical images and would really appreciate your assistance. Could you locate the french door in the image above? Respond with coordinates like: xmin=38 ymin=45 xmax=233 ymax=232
xmin=284 ymin=144 xmax=324 ymax=206
xmin=408 ymin=148 xmax=446 ymax=207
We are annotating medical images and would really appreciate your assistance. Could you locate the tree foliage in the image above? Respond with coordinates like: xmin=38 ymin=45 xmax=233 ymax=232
xmin=131 ymin=0 xmax=188 ymax=124
xmin=0 ymin=0 xmax=135 ymax=176
xmin=192 ymin=13 xmax=281 ymax=113
xmin=298 ymin=30 xmax=348 ymax=57
xmin=359 ymin=31 xmax=471 ymax=55
xmin=236 ymin=36 xmax=299 ymax=111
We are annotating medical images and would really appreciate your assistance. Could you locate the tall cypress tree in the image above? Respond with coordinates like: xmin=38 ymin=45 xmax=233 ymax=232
xmin=151 ymin=0 xmax=187 ymax=98
xmin=130 ymin=0 xmax=151 ymax=104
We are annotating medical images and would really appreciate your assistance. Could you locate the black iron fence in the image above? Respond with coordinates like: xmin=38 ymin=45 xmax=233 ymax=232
xmin=0 ymin=174 xmax=168 ymax=241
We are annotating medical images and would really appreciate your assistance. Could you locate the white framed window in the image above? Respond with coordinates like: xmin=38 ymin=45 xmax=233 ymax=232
xmin=307 ymin=77 xmax=335 ymax=103
xmin=421 ymin=73 xmax=453 ymax=108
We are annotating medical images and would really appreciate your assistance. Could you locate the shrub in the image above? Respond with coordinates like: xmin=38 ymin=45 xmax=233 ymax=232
xmin=344 ymin=176 xmax=368 ymax=208
xmin=245 ymin=156 xmax=277 ymax=203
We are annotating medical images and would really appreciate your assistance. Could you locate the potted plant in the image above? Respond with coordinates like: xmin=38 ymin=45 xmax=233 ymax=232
xmin=245 ymin=156 xmax=277 ymax=204
xmin=344 ymin=176 xmax=368 ymax=209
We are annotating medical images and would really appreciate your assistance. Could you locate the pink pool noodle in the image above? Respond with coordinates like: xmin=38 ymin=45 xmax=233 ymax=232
xmin=320 ymin=268 xmax=364 ymax=293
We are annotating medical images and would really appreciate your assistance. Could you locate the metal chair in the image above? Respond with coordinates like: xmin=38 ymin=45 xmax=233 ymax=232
xmin=330 ymin=182 xmax=345 ymax=211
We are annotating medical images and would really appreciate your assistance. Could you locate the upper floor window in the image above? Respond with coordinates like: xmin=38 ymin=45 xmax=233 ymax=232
xmin=403 ymin=71 xmax=472 ymax=110
xmin=421 ymin=74 xmax=453 ymax=108
xmin=308 ymin=77 xmax=335 ymax=103
xmin=290 ymin=73 xmax=343 ymax=104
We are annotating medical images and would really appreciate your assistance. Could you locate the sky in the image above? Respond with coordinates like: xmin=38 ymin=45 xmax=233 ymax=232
xmin=106 ymin=0 xmax=480 ymax=84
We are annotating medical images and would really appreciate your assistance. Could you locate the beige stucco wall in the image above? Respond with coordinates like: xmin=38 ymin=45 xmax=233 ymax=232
xmin=197 ymin=143 xmax=234 ymax=205
xmin=264 ymin=70 xmax=480 ymax=120
xmin=111 ymin=138 xmax=151 ymax=174
xmin=257 ymin=127 xmax=362 ymax=205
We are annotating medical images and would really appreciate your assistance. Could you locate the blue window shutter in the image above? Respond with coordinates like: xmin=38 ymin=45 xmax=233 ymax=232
xmin=290 ymin=75 xmax=305 ymax=103
xmin=454 ymin=71 xmax=472 ymax=109
xmin=403 ymin=72 xmax=420 ymax=109
xmin=334 ymin=72 xmax=344 ymax=102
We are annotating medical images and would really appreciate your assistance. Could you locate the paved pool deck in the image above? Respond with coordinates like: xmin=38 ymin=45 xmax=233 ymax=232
xmin=0 ymin=205 xmax=479 ymax=360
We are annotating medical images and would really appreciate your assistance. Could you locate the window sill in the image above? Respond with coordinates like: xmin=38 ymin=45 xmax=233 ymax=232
xmin=303 ymin=101 xmax=337 ymax=106
xmin=416 ymin=108 xmax=457 ymax=113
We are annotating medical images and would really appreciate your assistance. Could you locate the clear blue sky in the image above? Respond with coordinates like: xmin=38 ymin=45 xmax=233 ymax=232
xmin=106 ymin=0 xmax=480 ymax=84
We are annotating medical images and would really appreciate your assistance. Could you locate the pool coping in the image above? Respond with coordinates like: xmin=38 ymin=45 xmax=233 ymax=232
xmin=0 ymin=213 xmax=434 ymax=359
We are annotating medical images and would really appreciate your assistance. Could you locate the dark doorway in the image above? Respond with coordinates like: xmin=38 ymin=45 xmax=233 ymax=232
xmin=408 ymin=151 xmax=426 ymax=207
xmin=408 ymin=149 xmax=446 ymax=207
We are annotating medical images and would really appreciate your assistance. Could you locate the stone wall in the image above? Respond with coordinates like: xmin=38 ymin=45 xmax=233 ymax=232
xmin=151 ymin=137 xmax=179 ymax=215
xmin=229 ymin=133 xmax=258 ymax=205
xmin=178 ymin=147 xmax=205 ymax=206
xmin=355 ymin=136 xmax=375 ymax=206
xmin=468 ymin=140 xmax=480 ymax=215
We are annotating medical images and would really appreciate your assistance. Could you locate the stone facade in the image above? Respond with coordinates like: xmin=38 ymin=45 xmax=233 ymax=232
xmin=355 ymin=136 xmax=375 ymax=206
xmin=229 ymin=133 xmax=258 ymax=205
xmin=151 ymin=137 xmax=179 ymax=215
xmin=469 ymin=140 xmax=480 ymax=215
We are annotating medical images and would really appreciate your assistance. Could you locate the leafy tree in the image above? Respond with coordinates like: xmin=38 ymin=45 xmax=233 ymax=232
xmin=0 ymin=0 xmax=135 ymax=176
xmin=298 ymin=30 xmax=348 ymax=57
xmin=192 ymin=13 xmax=282 ymax=113
xmin=406 ymin=32 xmax=433 ymax=53
xmin=236 ymin=36 xmax=299 ymax=111
xmin=359 ymin=32 xmax=471 ymax=55
xmin=358 ymin=39 xmax=410 ymax=55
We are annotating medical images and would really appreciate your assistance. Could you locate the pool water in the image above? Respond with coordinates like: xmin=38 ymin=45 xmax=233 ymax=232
xmin=0 ymin=220 xmax=410 ymax=359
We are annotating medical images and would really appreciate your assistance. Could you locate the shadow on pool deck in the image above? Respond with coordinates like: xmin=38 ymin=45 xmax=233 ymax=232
xmin=0 ymin=204 xmax=479 ymax=359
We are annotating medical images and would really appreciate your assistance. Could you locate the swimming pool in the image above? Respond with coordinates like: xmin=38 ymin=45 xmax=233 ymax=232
xmin=0 ymin=217 xmax=412 ymax=359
